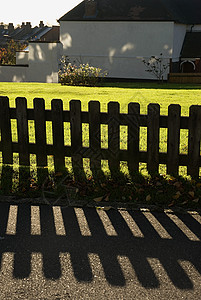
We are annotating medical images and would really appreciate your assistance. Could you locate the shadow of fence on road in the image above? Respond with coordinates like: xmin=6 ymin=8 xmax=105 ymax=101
xmin=0 ymin=203 xmax=200 ymax=289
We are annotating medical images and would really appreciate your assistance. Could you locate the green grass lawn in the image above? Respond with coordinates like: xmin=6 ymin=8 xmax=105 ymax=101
xmin=0 ymin=81 xmax=201 ymax=207
xmin=1 ymin=81 xmax=201 ymax=115
xmin=1 ymin=81 xmax=200 ymax=158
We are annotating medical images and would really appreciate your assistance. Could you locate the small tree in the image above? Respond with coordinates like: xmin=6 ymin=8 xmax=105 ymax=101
xmin=142 ymin=53 xmax=169 ymax=83
xmin=0 ymin=47 xmax=8 ymax=65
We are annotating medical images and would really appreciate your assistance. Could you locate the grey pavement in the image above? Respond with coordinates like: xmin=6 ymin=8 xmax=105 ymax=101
xmin=0 ymin=203 xmax=201 ymax=299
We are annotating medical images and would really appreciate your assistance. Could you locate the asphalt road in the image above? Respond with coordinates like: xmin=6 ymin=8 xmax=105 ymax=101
xmin=0 ymin=203 xmax=201 ymax=299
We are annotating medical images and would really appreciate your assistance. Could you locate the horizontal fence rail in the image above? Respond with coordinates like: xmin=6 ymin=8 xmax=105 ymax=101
xmin=0 ymin=96 xmax=201 ymax=178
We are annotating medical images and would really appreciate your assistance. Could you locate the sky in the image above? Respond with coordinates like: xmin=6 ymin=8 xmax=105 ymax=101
xmin=0 ymin=0 xmax=82 ymax=27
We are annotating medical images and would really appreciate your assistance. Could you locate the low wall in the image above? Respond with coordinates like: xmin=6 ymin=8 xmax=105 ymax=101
xmin=169 ymin=73 xmax=201 ymax=84
xmin=28 ymin=42 xmax=62 ymax=83
xmin=0 ymin=65 xmax=29 ymax=82
xmin=0 ymin=42 xmax=62 ymax=83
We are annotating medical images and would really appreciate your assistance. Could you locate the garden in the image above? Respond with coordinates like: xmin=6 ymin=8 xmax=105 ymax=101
xmin=0 ymin=81 xmax=201 ymax=210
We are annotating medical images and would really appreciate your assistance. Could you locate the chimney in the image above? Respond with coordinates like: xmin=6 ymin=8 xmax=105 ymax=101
xmin=21 ymin=22 xmax=26 ymax=28
xmin=84 ymin=0 xmax=97 ymax=18
xmin=25 ymin=22 xmax=32 ymax=33
xmin=8 ymin=23 xmax=14 ymax=34
xmin=39 ymin=21 xmax=44 ymax=28
xmin=0 ymin=23 xmax=4 ymax=30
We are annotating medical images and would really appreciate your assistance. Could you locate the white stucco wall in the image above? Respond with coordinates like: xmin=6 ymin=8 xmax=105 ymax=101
xmin=0 ymin=66 xmax=28 ymax=82
xmin=28 ymin=42 xmax=63 ymax=83
xmin=60 ymin=21 xmax=174 ymax=79
xmin=186 ymin=24 xmax=201 ymax=32
xmin=16 ymin=51 xmax=29 ymax=65
xmin=172 ymin=24 xmax=186 ymax=62
xmin=0 ymin=42 xmax=62 ymax=83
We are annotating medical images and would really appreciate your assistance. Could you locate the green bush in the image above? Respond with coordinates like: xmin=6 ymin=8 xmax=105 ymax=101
xmin=58 ymin=56 xmax=107 ymax=86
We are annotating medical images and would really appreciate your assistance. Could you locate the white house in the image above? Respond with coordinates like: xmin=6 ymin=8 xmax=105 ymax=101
xmin=58 ymin=0 xmax=201 ymax=80
xmin=1 ymin=0 xmax=201 ymax=83
xmin=0 ymin=22 xmax=61 ymax=83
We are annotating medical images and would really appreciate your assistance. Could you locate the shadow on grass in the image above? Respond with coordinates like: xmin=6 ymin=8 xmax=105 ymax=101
xmin=0 ymin=163 xmax=201 ymax=210
xmin=101 ymin=81 xmax=201 ymax=90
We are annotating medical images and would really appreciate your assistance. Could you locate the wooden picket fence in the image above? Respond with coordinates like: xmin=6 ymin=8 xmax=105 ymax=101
xmin=0 ymin=96 xmax=201 ymax=179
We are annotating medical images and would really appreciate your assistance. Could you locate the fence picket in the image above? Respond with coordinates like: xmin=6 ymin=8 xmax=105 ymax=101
xmin=34 ymin=98 xmax=47 ymax=167
xmin=167 ymin=104 xmax=181 ymax=175
xmin=0 ymin=96 xmax=13 ymax=192
xmin=70 ymin=100 xmax=83 ymax=171
xmin=128 ymin=103 xmax=140 ymax=172
xmin=188 ymin=105 xmax=201 ymax=178
xmin=108 ymin=102 xmax=120 ymax=173
xmin=0 ymin=96 xmax=12 ymax=164
xmin=51 ymin=99 xmax=65 ymax=173
xmin=89 ymin=101 xmax=101 ymax=172
xmin=147 ymin=104 xmax=160 ymax=173
xmin=16 ymin=97 xmax=29 ymax=166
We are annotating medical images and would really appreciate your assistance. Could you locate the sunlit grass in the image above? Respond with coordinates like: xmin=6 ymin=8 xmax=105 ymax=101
xmin=0 ymin=82 xmax=201 ymax=115
xmin=0 ymin=81 xmax=201 ymax=195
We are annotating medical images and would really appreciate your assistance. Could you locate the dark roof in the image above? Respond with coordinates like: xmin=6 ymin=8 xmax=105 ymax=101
xmin=59 ymin=0 xmax=201 ymax=24
xmin=181 ymin=32 xmax=201 ymax=58
xmin=162 ymin=0 xmax=201 ymax=24
xmin=0 ymin=25 xmax=59 ymax=47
